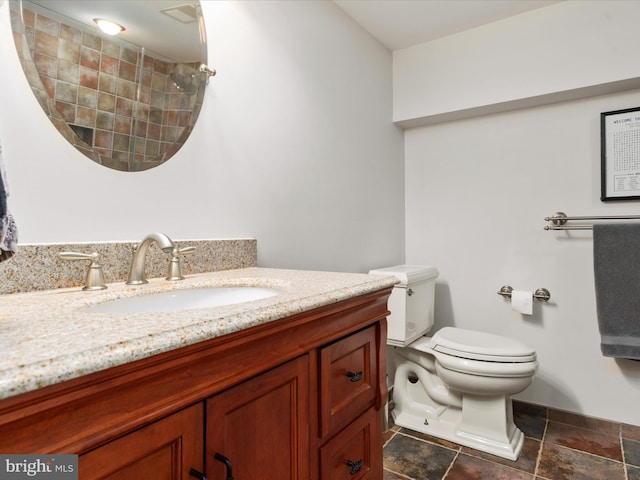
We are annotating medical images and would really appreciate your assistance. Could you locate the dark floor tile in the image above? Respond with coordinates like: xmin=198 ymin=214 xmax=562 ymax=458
xmin=383 ymin=433 xmax=457 ymax=480
xmin=384 ymin=401 xmax=638 ymax=480
xmin=399 ymin=427 xmax=462 ymax=450
xmin=444 ymin=453 xmax=533 ymax=480
xmin=383 ymin=469 xmax=409 ymax=480
xmin=383 ymin=427 xmax=397 ymax=446
xmin=623 ymin=423 xmax=640 ymax=442
xmin=388 ymin=423 xmax=401 ymax=433
xmin=548 ymin=408 xmax=620 ymax=437
xmin=514 ymin=402 xmax=547 ymax=440
xmin=513 ymin=400 xmax=548 ymax=420
xmin=627 ymin=464 xmax=640 ymax=480
xmin=545 ymin=421 xmax=622 ymax=461
xmin=537 ymin=443 xmax=626 ymax=480
xmin=460 ymin=436 xmax=540 ymax=473
xmin=624 ymin=438 xmax=640 ymax=467
xmin=515 ymin=413 xmax=547 ymax=440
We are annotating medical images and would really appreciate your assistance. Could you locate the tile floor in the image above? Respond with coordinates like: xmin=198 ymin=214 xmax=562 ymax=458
xmin=383 ymin=401 xmax=640 ymax=480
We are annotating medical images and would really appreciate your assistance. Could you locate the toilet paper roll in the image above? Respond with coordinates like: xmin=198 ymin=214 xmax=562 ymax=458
xmin=511 ymin=290 xmax=533 ymax=315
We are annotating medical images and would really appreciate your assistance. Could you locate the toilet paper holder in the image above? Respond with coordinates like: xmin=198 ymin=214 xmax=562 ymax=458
xmin=497 ymin=285 xmax=551 ymax=302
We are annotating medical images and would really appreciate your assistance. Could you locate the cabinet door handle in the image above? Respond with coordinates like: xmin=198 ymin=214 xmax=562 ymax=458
xmin=214 ymin=452 xmax=234 ymax=480
xmin=346 ymin=370 xmax=363 ymax=382
xmin=189 ymin=469 xmax=208 ymax=480
xmin=347 ymin=459 xmax=363 ymax=475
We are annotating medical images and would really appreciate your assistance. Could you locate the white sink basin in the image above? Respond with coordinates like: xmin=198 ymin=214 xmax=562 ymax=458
xmin=85 ymin=286 xmax=282 ymax=314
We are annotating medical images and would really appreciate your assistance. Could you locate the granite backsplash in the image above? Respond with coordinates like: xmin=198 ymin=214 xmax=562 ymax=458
xmin=0 ymin=239 xmax=257 ymax=294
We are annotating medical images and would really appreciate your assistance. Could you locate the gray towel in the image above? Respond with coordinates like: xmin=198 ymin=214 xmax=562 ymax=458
xmin=593 ymin=223 xmax=640 ymax=359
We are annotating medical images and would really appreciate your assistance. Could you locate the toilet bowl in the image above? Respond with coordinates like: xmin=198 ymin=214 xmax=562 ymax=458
xmin=369 ymin=265 xmax=537 ymax=460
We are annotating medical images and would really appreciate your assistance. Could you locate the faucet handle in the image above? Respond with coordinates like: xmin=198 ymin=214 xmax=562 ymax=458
xmin=59 ymin=251 xmax=107 ymax=291
xmin=166 ymin=246 xmax=195 ymax=281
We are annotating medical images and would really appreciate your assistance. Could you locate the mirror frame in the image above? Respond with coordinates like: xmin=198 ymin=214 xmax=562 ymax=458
xmin=9 ymin=0 xmax=208 ymax=172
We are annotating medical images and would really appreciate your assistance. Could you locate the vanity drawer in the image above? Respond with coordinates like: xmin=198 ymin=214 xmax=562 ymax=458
xmin=319 ymin=325 xmax=377 ymax=437
xmin=319 ymin=407 xmax=382 ymax=480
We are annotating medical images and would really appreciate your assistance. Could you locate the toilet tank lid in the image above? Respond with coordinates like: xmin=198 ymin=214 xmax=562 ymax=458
xmin=368 ymin=265 xmax=439 ymax=286
xmin=431 ymin=327 xmax=536 ymax=360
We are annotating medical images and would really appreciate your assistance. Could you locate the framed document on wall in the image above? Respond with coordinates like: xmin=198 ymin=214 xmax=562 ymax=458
xmin=601 ymin=106 xmax=640 ymax=201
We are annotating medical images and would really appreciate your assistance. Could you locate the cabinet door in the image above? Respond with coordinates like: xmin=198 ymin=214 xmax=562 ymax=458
xmin=206 ymin=356 xmax=309 ymax=480
xmin=319 ymin=326 xmax=377 ymax=437
xmin=79 ymin=404 xmax=204 ymax=480
xmin=319 ymin=407 xmax=382 ymax=480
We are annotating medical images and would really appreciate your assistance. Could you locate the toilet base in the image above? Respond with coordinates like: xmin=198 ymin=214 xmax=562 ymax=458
xmin=392 ymin=406 xmax=524 ymax=461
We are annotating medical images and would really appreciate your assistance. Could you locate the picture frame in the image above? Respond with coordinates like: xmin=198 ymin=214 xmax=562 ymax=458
xmin=601 ymin=106 xmax=640 ymax=201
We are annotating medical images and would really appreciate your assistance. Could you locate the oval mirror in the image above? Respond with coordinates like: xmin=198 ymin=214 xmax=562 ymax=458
xmin=9 ymin=0 xmax=212 ymax=172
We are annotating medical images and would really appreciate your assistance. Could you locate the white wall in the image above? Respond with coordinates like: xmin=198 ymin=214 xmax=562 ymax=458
xmin=394 ymin=1 xmax=640 ymax=126
xmin=0 ymin=0 xmax=405 ymax=273
xmin=402 ymin=1 xmax=640 ymax=425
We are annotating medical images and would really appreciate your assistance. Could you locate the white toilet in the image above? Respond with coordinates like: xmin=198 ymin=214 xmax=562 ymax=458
xmin=369 ymin=265 xmax=537 ymax=460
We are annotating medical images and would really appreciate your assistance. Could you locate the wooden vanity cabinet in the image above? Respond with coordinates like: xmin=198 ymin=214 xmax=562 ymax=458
xmin=0 ymin=287 xmax=391 ymax=480
xmin=206 ymin=356 xmax=309 ymax=479
xmin=79 ymin=404 xmax=204 ymax=480
xmin=319 ymin=407 xmax=381 ymax=480
xmin=315 ymin=325 xmax=383 ymax=480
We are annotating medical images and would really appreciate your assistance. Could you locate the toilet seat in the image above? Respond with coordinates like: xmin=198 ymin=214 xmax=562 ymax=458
xmin=433 ymin=350 xmax=538 ymax=377
xmin=430 ymin=327 xmax=536 ymax=363
xmin=407 ymin=327 xmax=537 ymax=378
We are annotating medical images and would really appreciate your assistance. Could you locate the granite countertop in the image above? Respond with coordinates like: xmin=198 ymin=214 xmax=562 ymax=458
xmin=0 ymin=267 xmax=397 ymax=400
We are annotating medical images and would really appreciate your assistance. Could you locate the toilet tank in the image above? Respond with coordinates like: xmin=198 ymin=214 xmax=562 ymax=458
xmin=369 ymin=265 xmax=439 ymax=346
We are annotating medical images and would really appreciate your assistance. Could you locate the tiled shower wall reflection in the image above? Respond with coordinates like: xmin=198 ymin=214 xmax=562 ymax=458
xmin=12 ymin=7 xmax=202 ymax=168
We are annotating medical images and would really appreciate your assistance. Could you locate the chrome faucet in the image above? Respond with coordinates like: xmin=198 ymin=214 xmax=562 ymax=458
xmin=126 ymin=232 xmax=175 ymax=285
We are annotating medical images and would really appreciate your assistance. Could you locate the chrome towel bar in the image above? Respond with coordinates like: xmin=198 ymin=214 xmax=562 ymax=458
xmin=544 ymin=212 xmax=640 ymax=230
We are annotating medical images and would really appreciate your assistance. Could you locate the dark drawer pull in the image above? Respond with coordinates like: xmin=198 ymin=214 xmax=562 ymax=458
xmin=346 ymin=371 xmax=363 ymax=382
xmin=347 ymin=459 xmax=363 ymax=475
xmin=214 ymin=453 xmax=234 ymax=480
xmin=189 ymin=469 xmax=208 ymax=480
